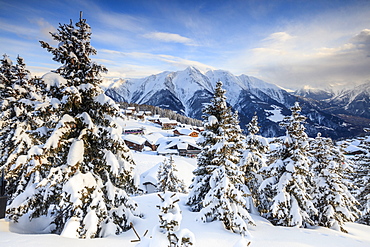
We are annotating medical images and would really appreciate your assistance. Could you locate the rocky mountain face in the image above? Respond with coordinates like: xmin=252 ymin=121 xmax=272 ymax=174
xmin=105 ymin=67 xmax=368 ymax=139
xmin=294 ymin=82 xmax=370 ymax=130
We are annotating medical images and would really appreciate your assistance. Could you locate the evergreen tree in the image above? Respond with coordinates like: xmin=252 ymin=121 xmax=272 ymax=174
xmin=0 ymin=54 xmax=17 ymax=167
xmin=224 ymin=110 xmax=245 ymax=154
xmin=0 ymin=56 xmax=47 ymax=199
xmin=354 ymin=129 xmax=370 ymax=225
xmin=0 ymin=54 xmax=16 ymax=95
xmin=7 ymin=13 xmax=138 ymax=238
xmin=309 ymin=133 xmax=360 ymax=232
xmin=157 ymin=156 xmax=187 ymax=193
xmin=187 ymin=81 xmax=254 ymax=235
xmin=156 ymin=192 xmax=195 ymax=247
xmin=239 ymin=115 xmax=269 ymax=210
xmin=259 ymin=102 xmax=317 ymax=227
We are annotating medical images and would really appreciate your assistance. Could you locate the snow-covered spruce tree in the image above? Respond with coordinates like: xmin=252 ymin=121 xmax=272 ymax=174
xmin=309 ymin=133 xmax=360 ymax=232
xmin=354 ymin=128 xmax=370 ymax=225
xmin=5 ymin=73 xmax=70 ymax=206
xmin=7 ymin=13 xmax=138 ymax=238
xmin=259 ymin=102 xmax=317 ymax=227
xmin=0 ymin=54 xmax=16 ymax=95
xmin=156 ymin=192 xmax=195 ymax=247
xmin=224 ymin=110 xmax=245 ymax=155
xmin=157 ymin=156 xmax=187 ymax=193
xmin=239 ymin=115 xmax=269 ymax=211
xmin=0 ymin=54 xmax=18 ymax=168
xmin=0 ymin=56 xmax=48 ymax=200
xmin=187 ymin=81 xmax=254 ymax=235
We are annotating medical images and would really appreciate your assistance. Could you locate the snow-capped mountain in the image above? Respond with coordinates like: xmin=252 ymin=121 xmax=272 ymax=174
xmin=294 ymin=82 xmax=370 ymax=122
xmin=294 ymin=85 xmax=335 ymax=101
xmin=104 ymin=67 xmax=363 ymax=139
xmin=328 ymin=82 xmax=370 ymax=119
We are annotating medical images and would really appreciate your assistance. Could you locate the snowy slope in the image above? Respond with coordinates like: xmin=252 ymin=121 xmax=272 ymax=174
xmin=1 ymin=195 xmax=370 ymax=247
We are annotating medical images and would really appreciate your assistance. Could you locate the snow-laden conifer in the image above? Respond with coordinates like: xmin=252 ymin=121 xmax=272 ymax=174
xmin=239 ymin=115 xmax=269 ymax=210
xmin=0 ymin=54 xmax=19 ymax=168
xmin=0 ymin=56 xmax=48 ymax=199
xmin=187 ymin=81 xmax=254 ymax=235
xmin=7 ymin=13 xmax=138 ymax=238
xmin=353 ymin=129 xmax=370 ymax=225
xmin=157 ymin=156 xmax=187 ymax=193
xmin=309 ymin=133 xmax=360 ymax=232
xmin=152 ymin=192 xmax=195 ymax=247
xmin=259 ymin=102 xmax=317 ymax=227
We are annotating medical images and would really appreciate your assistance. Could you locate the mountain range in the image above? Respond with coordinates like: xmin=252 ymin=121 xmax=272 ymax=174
xmin=104 ymin=67 xmax=370 ymax=139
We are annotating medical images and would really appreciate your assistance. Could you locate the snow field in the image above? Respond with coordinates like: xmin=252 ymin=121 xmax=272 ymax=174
xmin=1 ymin=192 xmax=370 ymax=246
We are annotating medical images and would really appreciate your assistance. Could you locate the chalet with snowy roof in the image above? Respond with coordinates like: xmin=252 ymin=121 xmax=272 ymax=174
xmin=123 ymin=135 xmax=148 ymax=152
xmin=173 ymin=127 xmax=199 ymax=137
xmin=135 ymin=111 xmax=145 ymax=120
xmin=140 ymin=164 xmax=160 ymax=193
xmin=159 ymin=118 xmax=179 ymax=130
xmin=142 ymin=132 xmax=164 ymax=151
xmin=146 ymin=116 xmax=178 ymax=129
xmin=123 ymin=127 xmax=145 ymax=135
xmin=157 ymin=136 xmax=201 ymax=157
xmin=123 ymin=106 xmax=137 ymax=117
xmin=135 ymin=110 xmax=153 ymax=120
xmin=342 ymin=144 xmax=367 ymax=155
xmin=123 ymin=109 xmax=133 ymax=116
xmin=147 ymin=115 xmax=161 ymax=123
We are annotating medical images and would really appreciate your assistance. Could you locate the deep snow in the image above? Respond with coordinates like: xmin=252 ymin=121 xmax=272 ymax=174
xmin=1 ymin=118 xmax=370 ymax=246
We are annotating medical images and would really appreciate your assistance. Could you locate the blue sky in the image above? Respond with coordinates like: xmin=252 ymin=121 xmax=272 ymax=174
xmin=1 ymin=0 xmax=370 ymax=90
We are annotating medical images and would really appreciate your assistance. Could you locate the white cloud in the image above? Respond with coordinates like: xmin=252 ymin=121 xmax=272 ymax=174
xmin=0 ymin=18 xmax=39 ymax=38
xmin=30 ymin=18 xmax=56 ymax=39
xmin=143 ymin=32 xmax=196 ymax=46
xmin=227 ymin=25 xmax=370 ymax=90
xmin=96 ymin=12 xmax=147 ymax=33
xmin=258 ymin=29 xmax=370 ymax=89
xmin=98 ymin=49 xmax=214 ymax=78
xmin=263 ymin=32 xmax=295 ymax=43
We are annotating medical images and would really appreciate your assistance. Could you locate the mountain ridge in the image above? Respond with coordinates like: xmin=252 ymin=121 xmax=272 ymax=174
xmin=104 ymin=67 xmax=369 ymax=139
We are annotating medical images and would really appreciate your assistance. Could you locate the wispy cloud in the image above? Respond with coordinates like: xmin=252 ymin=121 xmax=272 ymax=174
xmin=142 ymin=32 xmax=197 ymax=46
xmin=29 ymin=18 xmax=56 ymax=40
xmin=246 ymin=28 xmax=370 ymax=89
xmin=98 ymin=49 xmax=214 ymax=78
xmin=263 ymin=32 xmax=295 ymax=43
xmin=96 ymin=12 xmax=148 ymax=33
xmin=225 ymin=2 xmax=370 ymax=90
xmin=0 ymin=19 xmax=39 ymax=39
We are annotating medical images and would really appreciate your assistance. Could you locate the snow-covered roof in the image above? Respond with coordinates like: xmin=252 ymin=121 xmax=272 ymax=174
xmin=343 ymin=144 xmax=366 ymax=154
xmin=140 ymin=163 xmax=160 ymax=185
xmin=143 ymin=132 xmax=165 ymax=144
xmin=157 ymin=136 xmax=200 ymax=153
xmin=159 ymin=118 xmax=178 ymax=124
xmin=174 ymin=127 xmax=198 ymax=136
xmin=123 ymin=134 xmax=147 ymax=145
